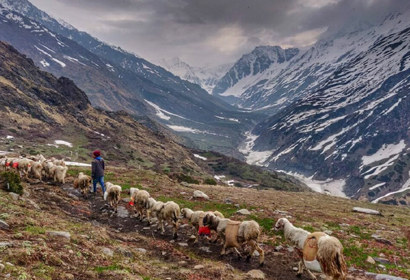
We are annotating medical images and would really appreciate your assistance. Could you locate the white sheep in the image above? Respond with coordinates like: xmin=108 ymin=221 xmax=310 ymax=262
xmin=73 ymin=172 xmax=92 ymax=198
xmin=52 ymin=158 xmax=66 ymax=167
xmin=203 ymin=214 xmax=264 ymax=266
xmin=144 ymin=197 xmax=163 ymax=224
xmin=156 ymin=201 xmax=180 ymax=239
xmin=42 ymin=161 xmax=55 ymax=179
xmin=133 ymin=190 xmax=150 ymax=221
xmin=11 ymin=158 xmax=32 ymax=180
xmin=104 ymin=182 xmax=122 ymax=214
xmin=274 ymin=218 xmax=347 ymax=280
xmin=180 ymin=208 xmax=224 ymax=244
xmin=53 ymin=166 xmax=68 ymax=184
xmin=29 ymin=161 xmax=43 ymax=180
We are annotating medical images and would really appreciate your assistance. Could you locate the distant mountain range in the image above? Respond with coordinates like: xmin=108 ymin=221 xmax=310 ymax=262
xmin=158 ymin=57 xmax=233 ymax=94
xmin=0 ymin=0 xmax=264 ymax=157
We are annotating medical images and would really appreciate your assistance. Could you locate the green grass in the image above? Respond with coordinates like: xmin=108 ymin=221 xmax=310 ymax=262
xmin=94 ymin=264 xmax=127 ymax=273
xmin=249 ymin=214 xmax=274 ymax=233
xmin=302 ymin=225 xmax=315 ymax=232
xmin=25 ymin=226 xmax=46 ymax=235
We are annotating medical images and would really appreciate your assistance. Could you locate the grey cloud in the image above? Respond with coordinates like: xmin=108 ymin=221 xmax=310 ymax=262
xmin=31 ymin=0 xmax=410 ymax=66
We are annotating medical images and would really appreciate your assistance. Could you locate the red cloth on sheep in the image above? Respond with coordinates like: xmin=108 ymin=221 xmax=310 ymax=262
xmin=12 ymin=162 xmax=18 ymax=168
xmin=198 ymin=226 xmax=211 ymax=237
xmin=93 ymin=150 xmax=101 ymax=157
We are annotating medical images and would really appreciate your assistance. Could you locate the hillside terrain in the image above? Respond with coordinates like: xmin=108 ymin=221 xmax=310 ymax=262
xmin=0 ymin=0 xmax=264 ymax=157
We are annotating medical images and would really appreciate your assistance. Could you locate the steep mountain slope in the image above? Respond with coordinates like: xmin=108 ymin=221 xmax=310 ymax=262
xmin=159 ymin=57 xmax=233 ymax=94
xmin=214 ymin=13 xmax=410 ymax=113
xmin=212 ymin=46 xmax=299 ymax=108
xmin=0 ymin=40 xmax=199 ymax=172
xmin=0 ymin=0 xmax=263 ymax=156
xmin=246 ymin=16 xmax=410 ymax=203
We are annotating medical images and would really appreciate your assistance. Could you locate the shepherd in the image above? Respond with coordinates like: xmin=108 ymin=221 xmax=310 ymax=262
xmin=91 ymin=150 xmax=105 ymax=196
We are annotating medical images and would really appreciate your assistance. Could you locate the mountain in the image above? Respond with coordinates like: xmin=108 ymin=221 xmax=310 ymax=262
xmin=212 ymin=46 xmax=299 ymax=108
xmin=158 ymin=57 xmax=233 ymax=94
xmin=0 ymin=0 xmax=263 ymax=157
xmin=0 ymin=40 xmax=201 ymax=171
xmin=244 ymin=10 xmax=410 ymax=203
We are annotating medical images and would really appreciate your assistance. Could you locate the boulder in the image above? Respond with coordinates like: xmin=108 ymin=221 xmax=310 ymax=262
xmin=46 ymin=231 xmax=71 ymax=240
xmin=237 ymin=209 xmax=251 ymax=215
xmin=246 ymin=269 xmax=265 ymax=279
xmin=194 ymin=265 xmax=204 ymax=270
xmin=0 ymin=220 xmax=9 ymax=230
xmin=193 ymin=190 xmax=209 ymax=200
xmin=352 ymin=207 xmax=381 ymax=216
xmin=102 ymin=247 xmax=113 ymax=257
xmin=366 ymin=256 xmax=376 ymax=264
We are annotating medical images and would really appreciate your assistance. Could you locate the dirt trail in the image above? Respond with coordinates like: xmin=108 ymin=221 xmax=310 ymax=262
xmin=32 ymin=180 xmax=374 ymax=280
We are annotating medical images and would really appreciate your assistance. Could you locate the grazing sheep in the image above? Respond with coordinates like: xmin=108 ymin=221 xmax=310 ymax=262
xmin=52 ymin=158 xmax=66 ymax=167
xmin=144 ymin=197 xmax=164 ymax=224
xmin=53 ymin=166 xmax=68 ymax=184
xmin=42 ymin=161 xmax=56 ymax=179
xmin=156 ymin=201 xmax=180 ymax=239
xmin=0 ymin=157 xmax=7 ymax=171
xmin=104 ymin=182 xmax=122 ymax=213
xmin=12 ymin=158 xmax=32 ymax=180
xmin=129 ymin=188 xmax=141 ymax=216
xmin=203 ymin=214 xmax=264 ymax=266
xmin=73 ymin=172 xmax=92 ymax=197
xmin=274 ymin=218 xmax=347 ymax=280
xmin=134 ymin=190 xmax=150 ymax=221
xmin=181 ymin=208 xmax=224 ymax=243
xmin=29 ymin=161 xmax=43 ymax=180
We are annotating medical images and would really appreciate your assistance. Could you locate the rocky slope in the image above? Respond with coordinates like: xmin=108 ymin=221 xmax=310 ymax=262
xmin=159 ymin=57 xmax=233 ymax=94
xmin=0 ymin=0 xmax=263 ymax=156
xmin=246 ymin=13 xmax=410 ymax=203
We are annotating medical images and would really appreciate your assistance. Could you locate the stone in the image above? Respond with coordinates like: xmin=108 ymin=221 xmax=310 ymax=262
xmin=46 ymin=231 xmax=71 ymax=240
xmin=199 ymin=247 xmax=211 ymax=253
xmin=0 ymin=220 xmax=9 ymax=230
xmin=143 ymin=227 xmax=150 ymax=230
xmin=189 ymin=235 xmax=196 ymax=241
xmin=194 ymin=265 xmax=204 ymax=270
xmin=9 ymin=193 xmax=19 ymax=201
xmin=136 ymin=248 xmax=147 ymax=254
xmin=273 ymin=252 xmax=283 ymax=257
xmin=116 ymin=247 xmax=133 ymax=258
xmin=253 ymin=250 xmax=260 ymax=257
xmin=179 ymin=224 xmax=189 ymax=229
xmin=366 ymin=256 xmax=376 ymax=264
xmin=324 ymin=230 xmax=333 ymax=235
xmin=0 ymin=263 xmax=5 ymax=273
xmin=275 ymin=245 xmax=284 ymax=251
xmin=246 ymin=269 xmax=265 ymax=279
xmin=373 ymin=257 xmax=390 ymax=264
xmin=352 ymin=207 xmax=381 ymax=215
xmin=193 ymin=190 xmax=209 ymax=200
xmin=85 ymin=271 xmax=97 ymax=278
xmin=225 ymin=264 xmax=235 ymax=272
xmin=178 ymin=261 xmax=187 ymax=265
xmin=0 ymin=242 xmax=13 ymax=248
xmin=225 ymin=198 xmax=232 ymax=204
xmin=102 ymin=247 xmax=113 ymax=256
xmin=132 ymin=264 xmax=148 ymax=275
xmin=235 ymin=204 xmax=240 ymax=208
xmin=237 ymin=209 xmax=251 ymax=215
xmin=374 ymin=274 xmax=408 ymax=280
xmin=378 ymin=264 xmax=386 ymax=270
xmin=178 ymin=243 xmax=189 ymax=247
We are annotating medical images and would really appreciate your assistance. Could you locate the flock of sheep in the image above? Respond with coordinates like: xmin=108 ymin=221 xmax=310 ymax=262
xmin=0 ymin=154 xmax=348 ymax=280
xmin=1 ymin=154 xmax=68 ymax=183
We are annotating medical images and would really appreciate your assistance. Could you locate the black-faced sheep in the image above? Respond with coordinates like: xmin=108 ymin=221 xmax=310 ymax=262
xmin=203 ymin=214 xmax=264 ymax=266
xmin=104 ymin=182 xmax=122 ymax=214
xmin=180 ymin=208 xmax=224 ymax=244
xmin=73 ymin=172 xmax=92 ymax=197
xmin=274 ymin=218 xmax=347 ymax=280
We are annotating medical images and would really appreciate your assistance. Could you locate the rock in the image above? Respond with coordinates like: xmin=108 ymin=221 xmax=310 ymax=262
xmin=235 ymin=204 xmax=240 ymax=208
xmin=178 ymin=261 xmax=187 ymax=265
xmin=253 ymin=250 xmax=260 ymax=257
xmin=287 ymin=246 xmax=294 ymax=253
xmin=246 ymin=269 xmax=265 ymax=279
xmin=373 ymin=257 xmax=390 ymax=264
xmin=378 ymin=264 xmax=386 ymax=270
xmin=324 ymin=230 xmax=333 ymax=235
xmin=225 ymin=264 xmax=235 ymax=272
xmin=46 ymin=231 xmax=71 ymax=240
xmin=85 ymin=271 xmax=97 ymax=278
xmin=0 ymin=242 xmax=13 ymax=248
xmin=102 ymin=247 xmax=114 ymax=256
xmin=225 ymin=198 xmax=232 ymax=204
xmin=273 ymin=252 xmax=283 ymax=257
xmin=199 ymin=247 xmax=212 ymax=253
xmin=293 ymin=267 xmax=298 ymax=271
xmin=366 ymin=256 xmax=376 ymax=264
xmin=116 ymin=247 xmax=133 ymax=258
xmin=178 ymin=243 xmax=189 ymax=247
xmin=0 ymin=220 xmax=9 ymax=230
xmin=0 ymin=263 xmax=5 ymax=273
xmin=27 ymin=199 xmax=40 ymax=210
xmin=179 ymin=224 xmax=189 ymax=229
xmin=352 ymin=207 xmax=381 ymax=216
xmin=132 ymin=264 xmax=148 ymax=275
xmin=5 ymin=262 xmax=14 ymax=267
xmin=143 ymin=227 xmax=150 ymax=230
xmin=194 ymin=265 xmax=204 ymax=270
xmin=275 ymin=245 xmax=284 ymax=251
xmin=180 ymin=192 xmax=187 ymax=195
xmin=9 ymin=193 xmax=19 ymax=201
xmin=372 ymin=235 xmax=393 ymax=246
xmin=64 ymin=273 xmax=75 ymax=280
xmin=189 ymin=235 xmax=196 ymax=241
xmin=374 ymin=274 xmax=408 ymax=280
xmin=237 ymin=209 xmax=251 ymax=215
xmin=193 ymin=190 xmax=209 ymax=200
xmin=136 ymin=248 xmax=147 ymax=254
xmin=339 ymin=223 xmax=350 ymax=227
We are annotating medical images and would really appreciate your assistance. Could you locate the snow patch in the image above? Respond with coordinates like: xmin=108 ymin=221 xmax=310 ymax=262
xmin=144 ymin=99 xmax=187 ymax=121
xmin=369 ymin=182 xmax=386 ymax=191
xmin=54 ymin=140 xmax=72 ymax=147
xmin=65 ymin=161 xmax=91 ymax=167
xmin=52 ymin=58 xmax=66 ymax=67
xmin=193 ymin=154 xmax=207 ymax=161
xmin=362 ymin=140 xmax=406 ymax=166
xmin=40 ymin=59 xmax=49 ymax=67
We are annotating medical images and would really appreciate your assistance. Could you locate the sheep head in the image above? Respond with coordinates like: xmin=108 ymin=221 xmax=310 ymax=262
xmin=274 ymin=218 xmax=288 ymax=231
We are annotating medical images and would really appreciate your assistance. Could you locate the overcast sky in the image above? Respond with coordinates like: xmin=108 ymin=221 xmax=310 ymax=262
xmin=29 ymin=0 xmax=409 ymax=67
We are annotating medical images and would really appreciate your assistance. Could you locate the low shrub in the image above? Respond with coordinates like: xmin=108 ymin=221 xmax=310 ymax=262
xmin=0 ymin=171 xmax=23 ymax=195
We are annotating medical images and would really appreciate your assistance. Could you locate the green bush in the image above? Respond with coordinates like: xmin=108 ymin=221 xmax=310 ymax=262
xmin=204 ymin=178 xmax=217 ymax=185
xmin=0 ymin=171 xmax=23 ymax=195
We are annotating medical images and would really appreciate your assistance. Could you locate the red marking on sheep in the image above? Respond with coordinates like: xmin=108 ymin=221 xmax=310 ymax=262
xmin=12 ymin=162 xmax=19 ymax=168
xmin=198 ymin=226 xmax=211 ymax=237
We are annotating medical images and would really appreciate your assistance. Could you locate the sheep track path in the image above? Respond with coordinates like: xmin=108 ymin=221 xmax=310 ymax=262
xmin=33 ymin=179 xmax=374 ymax=280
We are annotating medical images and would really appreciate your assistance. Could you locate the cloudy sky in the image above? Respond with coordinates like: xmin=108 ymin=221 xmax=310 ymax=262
xmin=30 ymin=0 xmax=408 ymax=67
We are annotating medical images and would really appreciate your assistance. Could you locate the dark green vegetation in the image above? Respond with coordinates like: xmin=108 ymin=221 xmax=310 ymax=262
xmin=0 ymin=171 xmax=23 ymax=195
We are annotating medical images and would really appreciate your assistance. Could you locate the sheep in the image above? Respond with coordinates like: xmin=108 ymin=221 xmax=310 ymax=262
xmin=52 ymin=158 xmax=66 ymax=167
xmin=144 ymin=197 xmax=163 ymax=224
xmin=203 ymin=214 xmax=264 ymax=266
xmin=104 ymin=182 xmax=122 ymax=213
xmin=134 ymin=190 xmax=150 ymax=221
xmin=11 ymin=158 xmax=32 ymax=180
xmin=73 ymin=172 xmax=92 ymax=198
xmin=274 ymin=218 xmax=347 ymax=280
xmin=42 ymin=161 xmax=56 ymax=179
xmin=0 ymin=157 xmax=7 ymax=171
xmin=180 ymin=208 xmax=224 ymax=244
xmin=53 ymin=166 xmax=68 ymax=184
xmin=156 ymin=201 xmax=180 ymax=239
xmin=29 ymin=161 xmax=43 ymax=180
xmin=128 ymin=188 xmax=141 ymax=216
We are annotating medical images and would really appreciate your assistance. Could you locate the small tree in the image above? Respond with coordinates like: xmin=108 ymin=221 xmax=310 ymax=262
xmin=0 ymin=171 xmax=23 ymax=195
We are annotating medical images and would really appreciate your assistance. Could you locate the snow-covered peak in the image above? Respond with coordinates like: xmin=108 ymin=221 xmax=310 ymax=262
xmin=56 ymin=18 xmax=74 ymax=30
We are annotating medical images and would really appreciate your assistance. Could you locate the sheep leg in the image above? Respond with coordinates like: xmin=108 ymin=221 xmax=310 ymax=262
xmin=172 ymin=220 xmax=179 ymax=240
xmin=146 ymin=209 xmax=151 ymax=225
xmin=297 ymin=260 xmax=304 ymax=276
xmin=233 ymin=247 xmax=242 ymax=260
xmin=220 ymin=243 xmax=227 ymax=257
xmin=161 ymin=219 xmax=165 ymax=235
